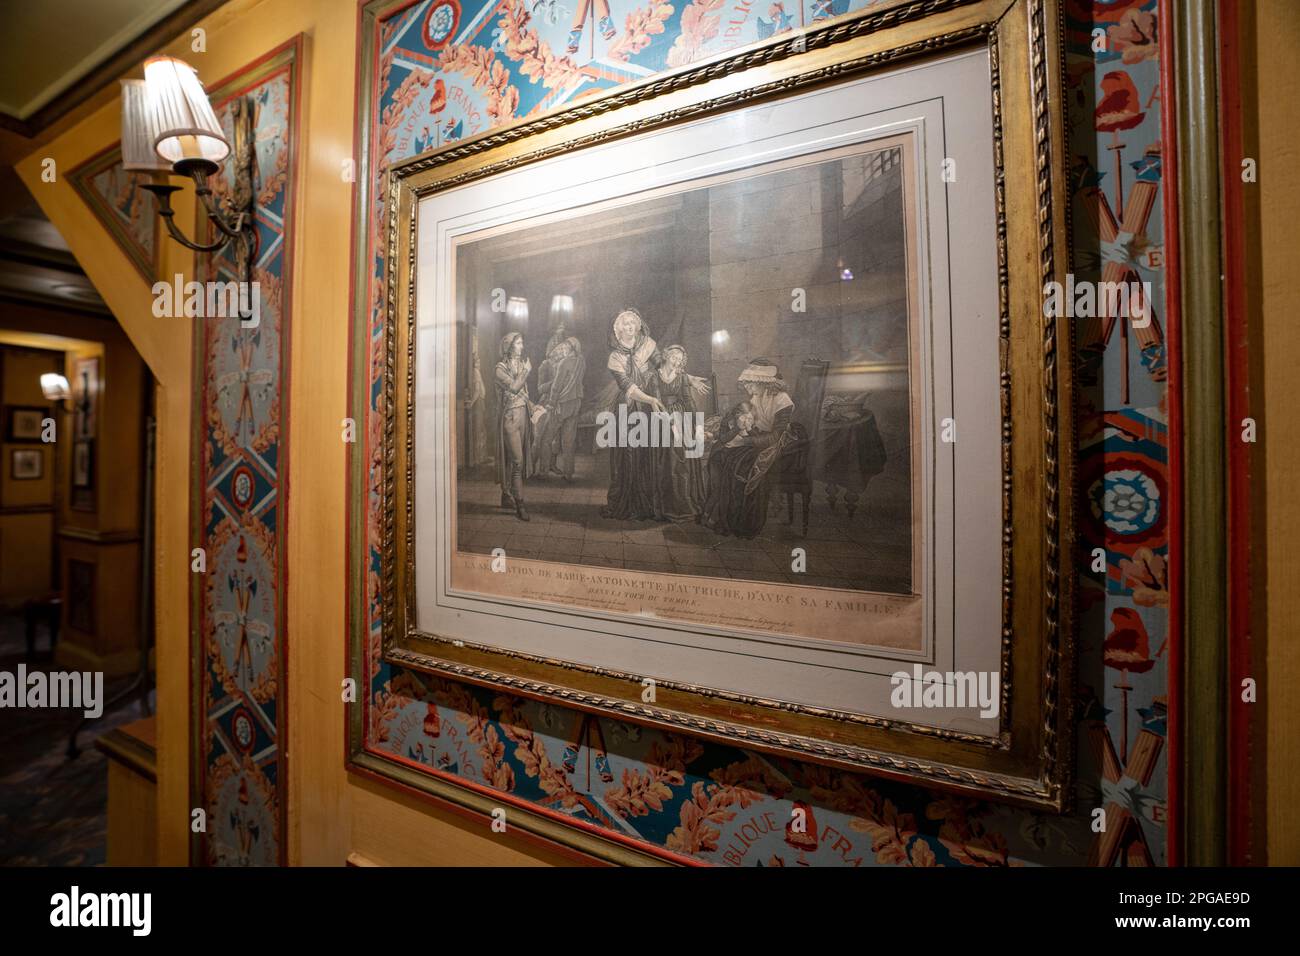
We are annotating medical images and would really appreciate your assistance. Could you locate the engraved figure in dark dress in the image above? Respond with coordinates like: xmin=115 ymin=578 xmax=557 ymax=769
xmin=600 ymin=309 xmax=666 ymax=520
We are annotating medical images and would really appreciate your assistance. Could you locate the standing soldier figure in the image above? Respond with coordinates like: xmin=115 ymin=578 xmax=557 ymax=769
xmin=494 ymin=332 xmax=533 ymax=521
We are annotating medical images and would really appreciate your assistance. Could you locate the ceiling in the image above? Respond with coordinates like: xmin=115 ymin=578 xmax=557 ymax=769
xmin=0 ymin=198 xmax=109 ymax=315
xmin=0 ymin=0 xmax=190 ymax=122
xmin=0 ymin=0 xmax=226 ymax=319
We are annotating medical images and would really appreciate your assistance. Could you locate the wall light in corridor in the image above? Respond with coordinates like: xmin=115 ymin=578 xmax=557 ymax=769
xmin=40 ymin=373 xmax=71 ymax=404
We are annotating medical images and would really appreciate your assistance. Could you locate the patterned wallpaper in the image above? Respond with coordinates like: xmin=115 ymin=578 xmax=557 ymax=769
xmin=67 ymin=144 xmax=159 ymax=283
xmin=353 ymin=0 xmax=1170 ymax=865
xmin=193 ymin=39 xmax=301 ymax=866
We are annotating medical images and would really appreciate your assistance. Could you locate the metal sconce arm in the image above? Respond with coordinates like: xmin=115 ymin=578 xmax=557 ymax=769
xmin=142 ymin=181 xmax=233 ymax=253
xmin=139 ymin=95 xmax=258 ymax=282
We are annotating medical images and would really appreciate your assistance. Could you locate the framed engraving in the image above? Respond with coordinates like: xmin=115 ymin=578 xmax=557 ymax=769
xmin=362 ymin=0 xmax=1075 ymax=815
xmin=72 ymin=441 xmax=94 ymax=488
xmin=7 ymin=406 xmax=47 ymax=442
xmin=72 ymin=356 xmax=99 ymax=442
xmin=10 ymin=448 xmax=43 ymax=480
xmin=70 ymin=356 xmax=99 ymax=512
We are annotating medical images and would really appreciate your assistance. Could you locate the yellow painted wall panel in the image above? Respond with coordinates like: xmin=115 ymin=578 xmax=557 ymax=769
xmin=0 ymin=512 xmax=54 ymax=601
xmin=1253 ymin=0 xmax=1300 ymax=867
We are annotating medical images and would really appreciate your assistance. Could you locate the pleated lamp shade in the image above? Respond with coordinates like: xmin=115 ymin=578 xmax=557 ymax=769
xmin=143 ymin=56 xmax=230 ymax=166
xmin=119 ymin=80 xmax=172 ymax=172
xmin=506 ymin=297 xmax=529 ymax=327
xmin=549 ymin=294 xmax=574 ymax=323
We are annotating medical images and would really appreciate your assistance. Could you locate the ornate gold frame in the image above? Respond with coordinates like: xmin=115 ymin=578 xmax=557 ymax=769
xmin=365 ymin=0 xmax=1075 ymax=818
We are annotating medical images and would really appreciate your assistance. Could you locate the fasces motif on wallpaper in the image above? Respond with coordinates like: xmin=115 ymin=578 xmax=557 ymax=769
xmin=355 ymin=0 xmax=1169 ymax=865
xmin=1066 ymin=0 xmax=1169 ymax=867
xmin=194 ymin=40 xmax=301 ymax=867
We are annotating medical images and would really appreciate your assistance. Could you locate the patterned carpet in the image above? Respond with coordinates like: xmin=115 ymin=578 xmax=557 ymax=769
xmin=0 ymin=612 xmax=152 ymax=866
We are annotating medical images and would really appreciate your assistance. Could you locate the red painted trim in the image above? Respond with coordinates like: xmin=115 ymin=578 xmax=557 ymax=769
xmin=344 ymin=0 xmax=367 ymax=807
xmin=1217 ymin=0 xmax=1254 ymax=866
xmin=1157 ymin=0 xmax=1184 ymax=868
xmin=278 ymin=33 xmax=305 ymax=870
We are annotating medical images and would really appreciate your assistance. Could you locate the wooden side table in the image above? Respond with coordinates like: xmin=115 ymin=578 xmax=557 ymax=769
xmin=94 ymin=716 xmax=157 ymax=866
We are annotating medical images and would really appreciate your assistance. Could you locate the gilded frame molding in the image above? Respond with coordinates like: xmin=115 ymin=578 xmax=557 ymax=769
xmin=352 ymin=0 xmax=1076 ymax=832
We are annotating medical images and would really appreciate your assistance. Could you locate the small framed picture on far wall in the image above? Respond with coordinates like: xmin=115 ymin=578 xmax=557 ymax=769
xmin=11 ymin=448 xmax=43 ymax=480
xmin=72 ymin=356 xmax=99 ymax=442
xmin=72 ymin=440 xmax=92 ymax=487
xmin=71 ymin=440 xmax=95 ymax=510
xmin=7 ymin=406 xmax=48 ymax=442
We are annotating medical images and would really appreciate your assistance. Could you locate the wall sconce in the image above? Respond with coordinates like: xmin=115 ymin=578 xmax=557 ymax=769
xmin=40 ymin=373 xmax=74 ymax=413
xmin=549 ymin=294 xmax=574 ymax=326
xmin=41 ymin=373 xmax=71 ymax=403
xmin=121 ymin=57 xmax=257 ymax=287
xmin=505 ymin=296 xmax=529 ymax=328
